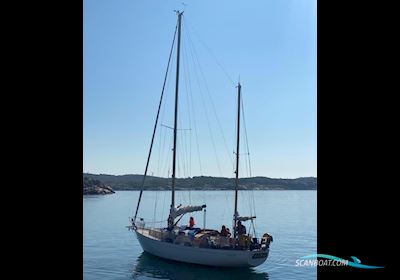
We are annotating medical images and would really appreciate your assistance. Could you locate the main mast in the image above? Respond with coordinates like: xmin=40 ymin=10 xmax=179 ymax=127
xmin=233 ymin=82 xmax=241 ymax=238
xmin=171 ymin=11 xmax=183 ymax=211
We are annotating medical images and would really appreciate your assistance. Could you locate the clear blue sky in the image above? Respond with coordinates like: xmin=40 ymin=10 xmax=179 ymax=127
xmin=84 ymin=0 xmax=316 ymax=179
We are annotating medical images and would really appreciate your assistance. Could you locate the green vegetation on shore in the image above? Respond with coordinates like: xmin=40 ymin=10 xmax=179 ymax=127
xmin=83 ymin=173 xmax=316 ymax=191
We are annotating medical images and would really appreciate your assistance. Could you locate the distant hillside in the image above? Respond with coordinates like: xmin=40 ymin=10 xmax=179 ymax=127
xmin=83 ymin=173 xmax=317 ymax=191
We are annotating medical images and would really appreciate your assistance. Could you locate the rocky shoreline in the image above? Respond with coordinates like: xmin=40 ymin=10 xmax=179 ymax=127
xmin=83 ymin=177 xmax=115 ymax=195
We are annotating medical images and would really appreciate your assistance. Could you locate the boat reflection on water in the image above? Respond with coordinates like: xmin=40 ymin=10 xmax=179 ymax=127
xmin=132 ymin=252 xmax=269 ymax=280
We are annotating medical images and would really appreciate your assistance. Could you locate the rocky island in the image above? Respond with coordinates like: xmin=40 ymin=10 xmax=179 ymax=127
xmin=83 ymin=176 xmax=115 ymax=195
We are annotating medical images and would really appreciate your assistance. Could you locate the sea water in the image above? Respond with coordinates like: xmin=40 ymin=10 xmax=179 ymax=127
xmin=84 ymin=190 xmax=316 ymax=280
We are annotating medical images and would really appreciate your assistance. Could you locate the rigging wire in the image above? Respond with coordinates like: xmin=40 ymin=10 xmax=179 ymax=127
xmin=161 ymin=136 xmax=173 ymax=180
xmin=241 ymin=88 xmax=258 ymax=237
xmin=178 ymin=129 xmax=188 ymax=178
xmin=185 ymin=26 xmax=235 ymax=172
xmin=241 ymin=91 xmax=252 ymax=178
xmin=185 ymin=23 xmax=256 ymax=234
xmin=181 ymin=28 xmax=193 ymax=178
xmin=156 ymin=58 xmax=172 ymax=177
xmin=156 ymin=128 xmax=162 ymax=176
xmin=159 ymin=126 xmax=168 ymax=175
xmin=184 ymin=24 xmax=222 ymax=176
xmin=182 ymin=25 xmax=203 ymax=176
xmin=180 ymin=28 xmax=193 ymax=204
xmin=185 ymin=19 xmax=236 ymax=86
xmin=161 ymin=189 xmax=167 ymax=225
xmin=153 ymin=190 xmax=158 ymax=224
xmin=133 ymin=22 xmax=178 ymax=221
xmin=144 ymin=15 xmax=258 ymax=231
xmin=157 ymin=36 xmax=176 ymax=177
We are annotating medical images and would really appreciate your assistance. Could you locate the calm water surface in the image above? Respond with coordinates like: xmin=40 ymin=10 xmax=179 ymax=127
xmin=84 ymin=190 xmax=316 ymax=280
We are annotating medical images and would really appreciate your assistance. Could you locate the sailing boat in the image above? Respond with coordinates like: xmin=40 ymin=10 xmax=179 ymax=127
xmin=129 ymin=11 xmax=273 ymax=267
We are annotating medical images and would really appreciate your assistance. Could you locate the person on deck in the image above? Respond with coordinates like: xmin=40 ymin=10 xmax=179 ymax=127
xmin=220 ymin=225 xmax=231 ymax=237
xmin=237 ymin=221 xmax=246 ymax=236
xmin=188 ymin=216 xmax=195 ymax=228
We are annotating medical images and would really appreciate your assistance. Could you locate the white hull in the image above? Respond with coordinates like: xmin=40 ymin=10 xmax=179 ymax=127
xmin=135 ymin=228 xmax=269 ymax=267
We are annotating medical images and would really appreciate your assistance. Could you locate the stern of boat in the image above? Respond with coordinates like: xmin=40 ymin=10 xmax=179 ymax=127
xmin=248 ymin=248 xmax=269 ymax=267
xmin=247 ymin=231 xmax=273 ymax=266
